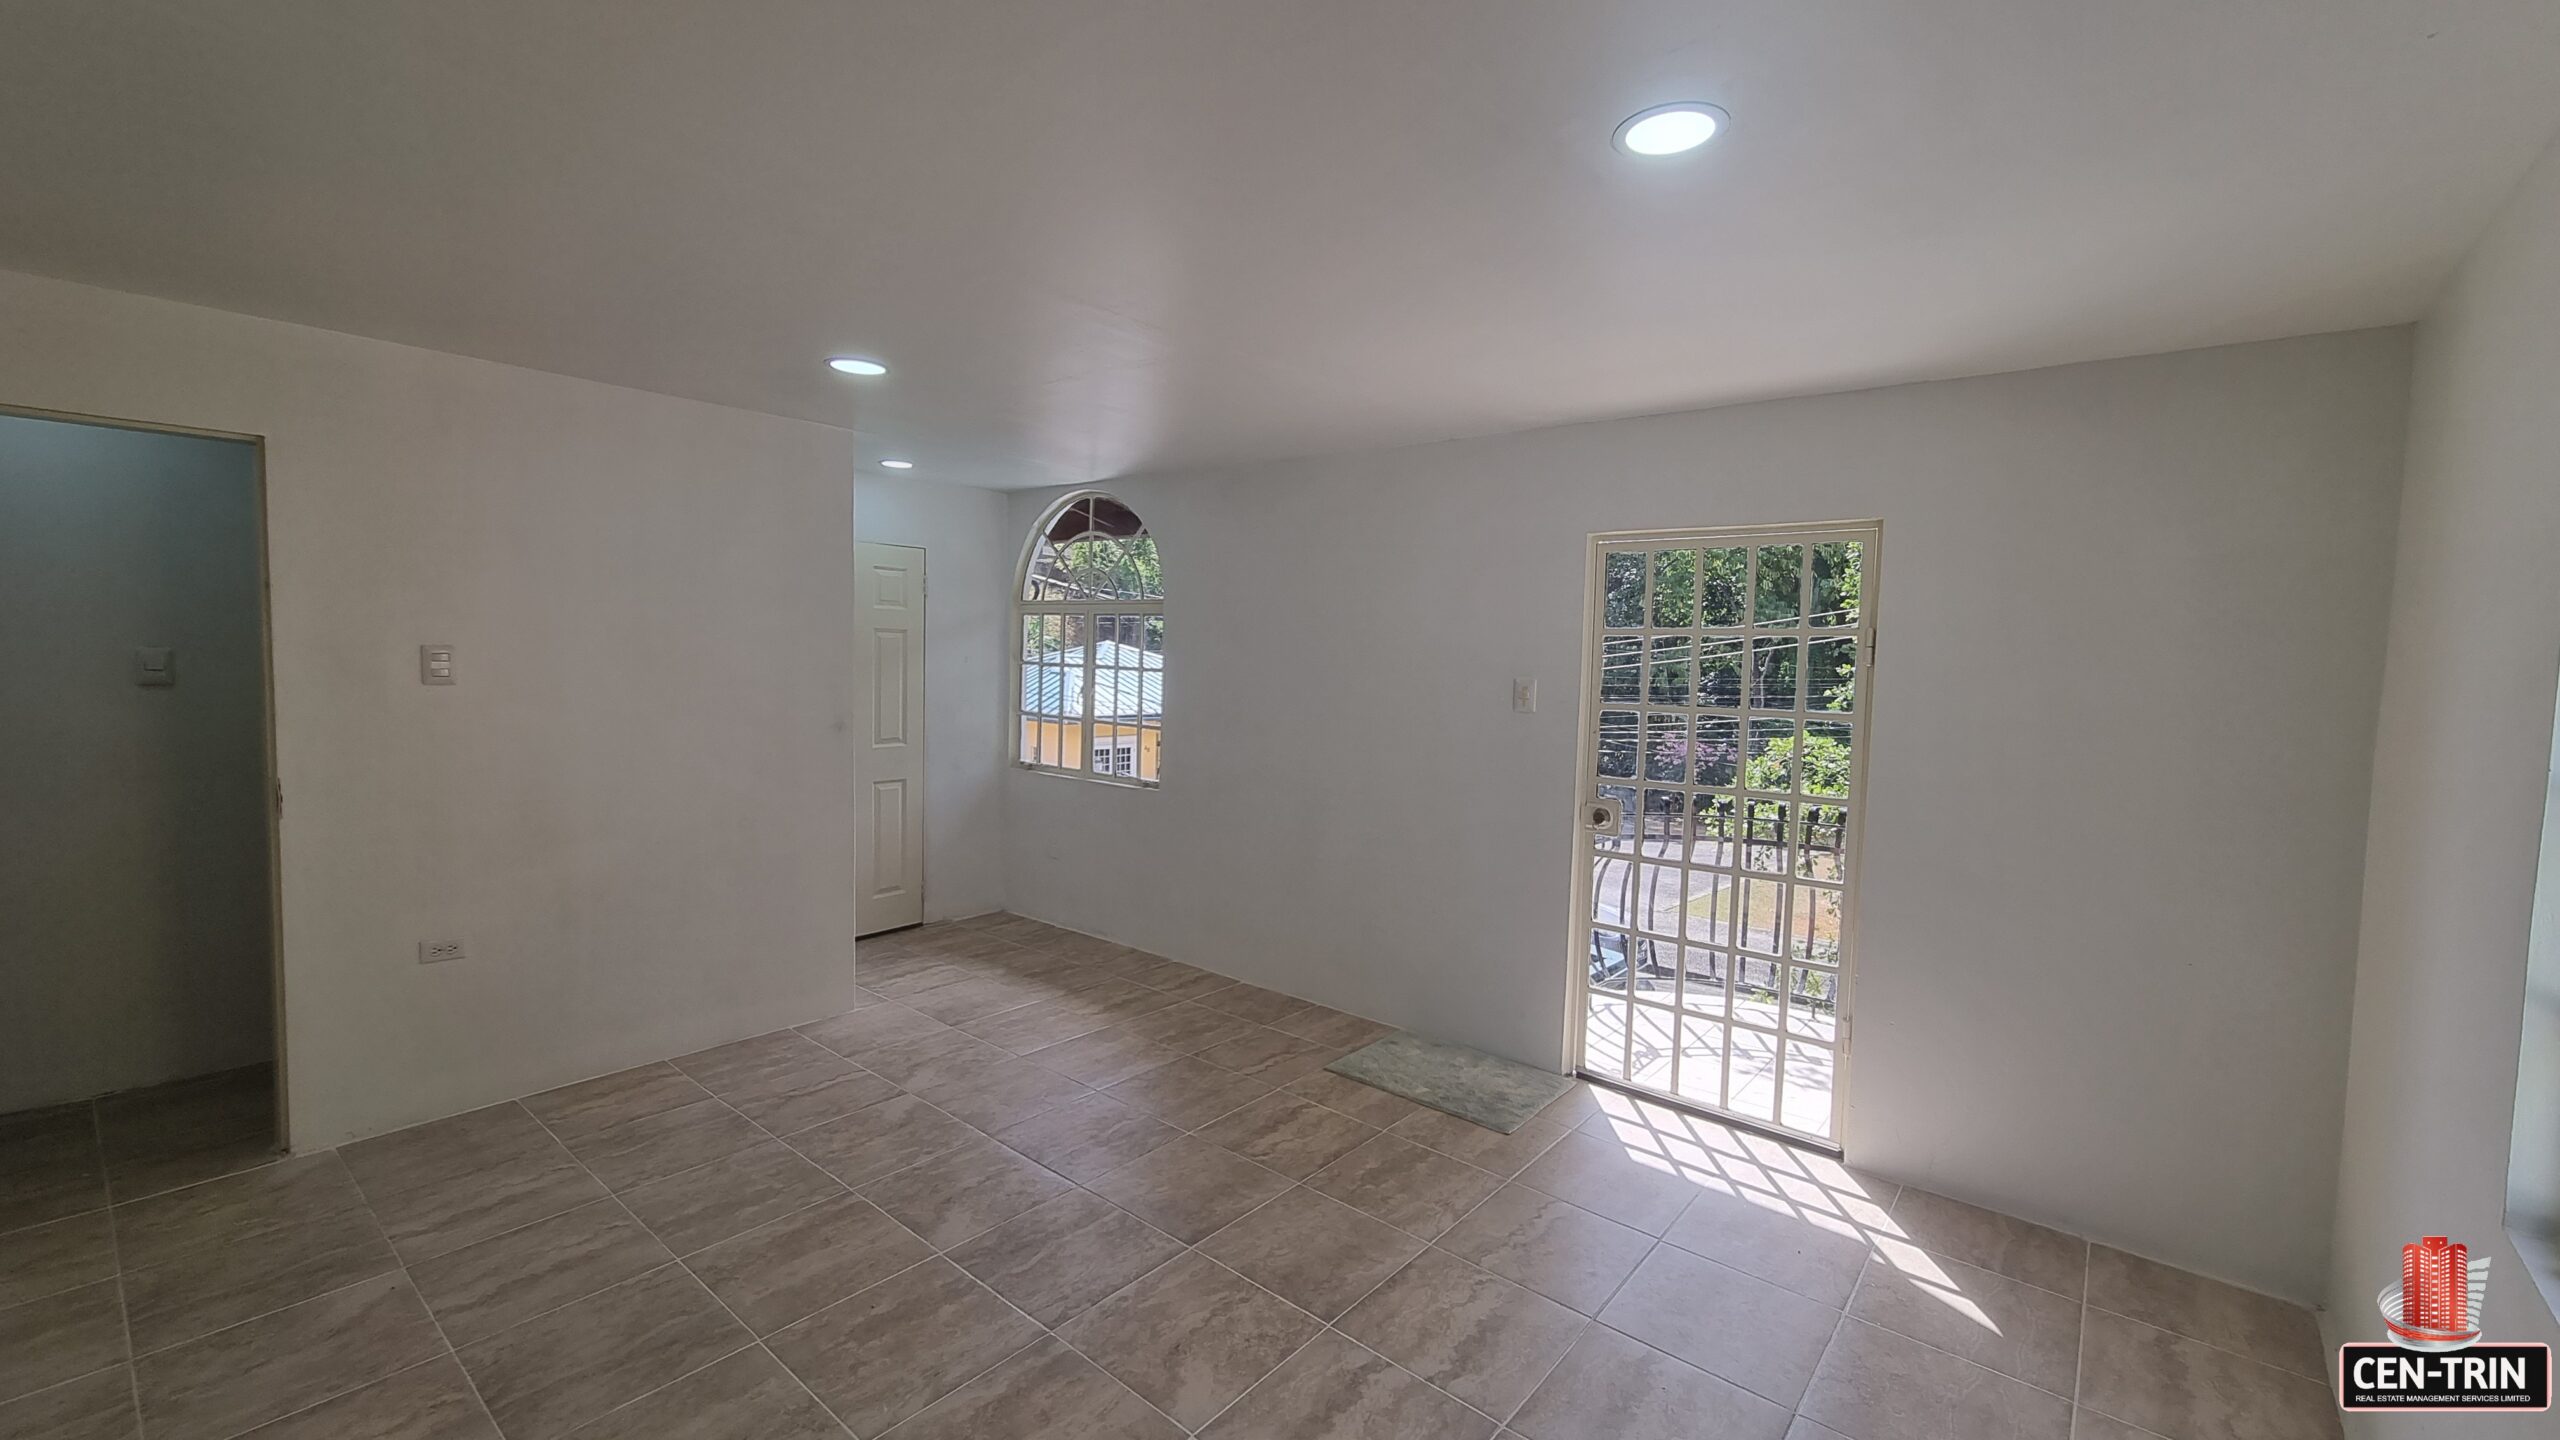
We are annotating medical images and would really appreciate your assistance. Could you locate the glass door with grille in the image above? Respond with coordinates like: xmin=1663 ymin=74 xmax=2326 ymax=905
xmin=1572 ymin=523 xmax=1877 ymax=1147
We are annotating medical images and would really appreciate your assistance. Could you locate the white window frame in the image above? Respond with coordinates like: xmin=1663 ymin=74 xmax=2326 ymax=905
xmin=1015 ymin=490 xmax=1163 ymax=788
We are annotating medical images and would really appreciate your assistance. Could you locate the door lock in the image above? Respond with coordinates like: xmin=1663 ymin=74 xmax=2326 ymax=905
xmin=1587 ymin=796 xmax=1624 ymax=831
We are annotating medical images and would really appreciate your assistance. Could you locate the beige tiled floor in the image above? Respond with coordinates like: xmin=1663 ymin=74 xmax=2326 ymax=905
xmin=0 ymin=914 xmax=2342 ymax=1440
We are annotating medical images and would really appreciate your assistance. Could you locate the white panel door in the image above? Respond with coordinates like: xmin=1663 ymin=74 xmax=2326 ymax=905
xmin=1572 ymin=523 xmax=1878 ymax=1148
xmin=854 ymin=542 xmax=927 ymax=934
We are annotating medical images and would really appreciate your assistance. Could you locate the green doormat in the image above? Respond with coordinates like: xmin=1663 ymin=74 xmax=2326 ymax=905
xmin=1326 ymin=1033 xmax=1573 ymax=1134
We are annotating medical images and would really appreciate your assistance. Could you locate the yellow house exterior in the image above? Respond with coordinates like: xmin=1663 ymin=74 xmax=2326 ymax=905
xmin=1020 ymin=718 xmax=1163 ymax=781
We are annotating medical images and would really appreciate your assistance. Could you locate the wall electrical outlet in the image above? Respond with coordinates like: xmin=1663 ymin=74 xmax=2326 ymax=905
xmin=1512 ymin=676 xmax=1537 ymax=713
xmin=418 ymin=938 xmax=467 ymax=965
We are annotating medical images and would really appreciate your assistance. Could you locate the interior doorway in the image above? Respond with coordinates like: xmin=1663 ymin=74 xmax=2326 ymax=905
xmin=0 ymin=405 xmax=285 ymax=1192
xmin=1572 ymin=522 xmax=1878 ymax=1149
xmin=853 ymin=540 xmax=927 ymax=934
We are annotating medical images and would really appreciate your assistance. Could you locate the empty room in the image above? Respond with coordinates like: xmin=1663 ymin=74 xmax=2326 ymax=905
xmin=2 ymin=3 xmax=2557 ymax=1439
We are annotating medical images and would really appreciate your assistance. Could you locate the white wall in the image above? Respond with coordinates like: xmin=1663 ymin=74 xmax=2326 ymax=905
xmin=853 ymin=475 xmax=1013 ymax=923
xmin=0 ymin=414 xmax=272 ymax=1111
xmin=2326 ymin=130 xmax=2560 ymax=1405
xmin=0 ymin=268 xmax=865 ymax=1147
xmin=1004 ymin=331 xmax=2410 ymax=1300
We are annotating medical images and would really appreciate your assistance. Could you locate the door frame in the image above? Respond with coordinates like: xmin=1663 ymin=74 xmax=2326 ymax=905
xmin=853 ymin=539 xmax=929 ymax=935
xmin=1564 ymin=518 xmax=1883 ymax=1152
xmin=0 ymin=400 xmax=289 ymax=1148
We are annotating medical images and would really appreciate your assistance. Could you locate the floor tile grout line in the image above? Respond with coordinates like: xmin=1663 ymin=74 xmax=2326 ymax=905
xmin=373 ymin=1219 xmax=513 ymax=1440
xmin=2074 ymin=1302 xmax=2337 ymax=1386
xmin=529 ymin=1101 xmax=866 ymax=1440
xmin=179 ymin=1351 xmax=477 ymax=1440
xmin=0 ymin=1359 xmax=134 ymax=1414
xmin=131 ymin=1160 xmax=477 ymax=1440
xmin=868 ymin=1179 xmax=1169 ymax=1440
xmin=1299 ymin=1131 xmax=1565 ymax=1434
xmin=90 ymin=1100 xmax=148 ymax=1437
xmin=2075 ymin=1246 xmax=2092 ymax=1420
xmin=868 ymin=1075 xmax=1415 ymax=1438
xmin=114 ymin=1261 xmax=411 ymax=1364
xmin=866 ymin=1332 xmax=1062 ymax=1440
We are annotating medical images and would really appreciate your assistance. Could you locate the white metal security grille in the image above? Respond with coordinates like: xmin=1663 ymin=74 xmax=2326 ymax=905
xmin=1571 ymin=522 xmax=1878 ymax=1147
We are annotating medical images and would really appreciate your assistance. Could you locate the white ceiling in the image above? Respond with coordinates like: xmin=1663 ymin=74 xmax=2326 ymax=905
xmin=2 ymin=1 xmax=2556 ymax=489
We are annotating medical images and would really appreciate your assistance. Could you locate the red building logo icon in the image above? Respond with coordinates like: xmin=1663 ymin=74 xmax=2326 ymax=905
xmin=2381 ymin=1236 xmax=2486 ymax=1352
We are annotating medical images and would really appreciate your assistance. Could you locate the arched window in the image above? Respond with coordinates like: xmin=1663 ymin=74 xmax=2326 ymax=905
xmin=1017 ymin=493 xmax=1163 ymax=784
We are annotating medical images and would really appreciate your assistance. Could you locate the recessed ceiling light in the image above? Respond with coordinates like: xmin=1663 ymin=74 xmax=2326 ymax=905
xmin=879 ymin=458 xmax=914 ymax=470
xmin=1613 ymin=102 xmax=1726 ymax=157
xmin=827 ymin=356 xmax=888 ymax=376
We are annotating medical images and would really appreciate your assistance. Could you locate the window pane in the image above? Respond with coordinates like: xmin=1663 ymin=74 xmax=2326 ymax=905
xmin=1742 ymin=798 xmax=1790 ymax=873
xmin=1683 ymin=870 xmax=1728 ymax=946
xmin=1644 ymin=713 xmax=1687 ymax=782
xmin=1736 ymin=878 xmax=1782 ymax=955
xmin=1588 ymin=929 xmax=1631 ymax=994
xmin=1810 ymin=541 xmax=1862 ymax=627
xmin=1121 ymin=535 xmax=1164 ymax=601
xmin=1599 ymin=636 xmax=1642 ymax=702
xmin=1648 ymin=636 xmax=1692 ymax=704
xmin=1676 ymin=1018 xmax=1726 ymax=1108
xmin=1603 ymin=551 xmax=1646 ymax=628
xmin=1640 ymin=789 xmax=1687 ymax=858
xmin=1727 ymin=1025 xmax=1779 ymax=1124
xmin=1747 ymin=718 xmax=1796 ymax=793
xmin=1596 ymin=711 xmax=1638 ymax=779
xmin=1786 ymin=965 xmax=1841 ymax=1043
xmin=1755 ymin=545 xmax=1803 ymax=625
xmin=1807 ymin=637 xmax=1857 ymax=712
xmin=1787 ymin=884 xmax=1844 ymax=964
xmin=1585 ymin=993 xmax=1628 ymax=1077
xmin=1651 ymin=550 xmax=1698 ymax=628
xmin=1697 ymin=636 xmax=1744 ymax=709
xmin=1803 ymin=720 xmax=1853 ymax=798
xmin=1680 ymin=947 xmax=1730 ymax=1018
xmin=1795 ymin=804 xmax=1848 ymax=881
xmin=1589 ymin=855 xmax=1635 ymax=930
xmin=1780 ymin=1041 xmax=1836 ymax=1139
xmin=1750 ymin=636 xmax=1800 ymax=710
xmin=1700 ymin=548 xmax=1749 ymax=626
xmin=1733 ymin=956 xmax=1782 ymax=1031
xmin=1694 ymin=717 xmax=1740 ymax=789
xmin=1630 ymin=1004 xmax=1676 ymax=1093
xmin=1631 ymin=937 xmax=1676 ymax=1000
xmin=1691 ymin=794 xmax=1738 ymax=868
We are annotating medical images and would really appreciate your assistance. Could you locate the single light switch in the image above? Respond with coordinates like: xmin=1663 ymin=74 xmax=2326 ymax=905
xmin=133 ymin=647 xmax=175 ymax=687
xmin=420 ymin=644 xmax=456 ymax=685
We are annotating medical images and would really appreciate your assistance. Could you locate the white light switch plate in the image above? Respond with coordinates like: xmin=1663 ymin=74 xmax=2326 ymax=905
xmin=133 ymin=647 xmax=176 ymax=687
xmin=420 ymin=644 xmax=456 ymax=685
